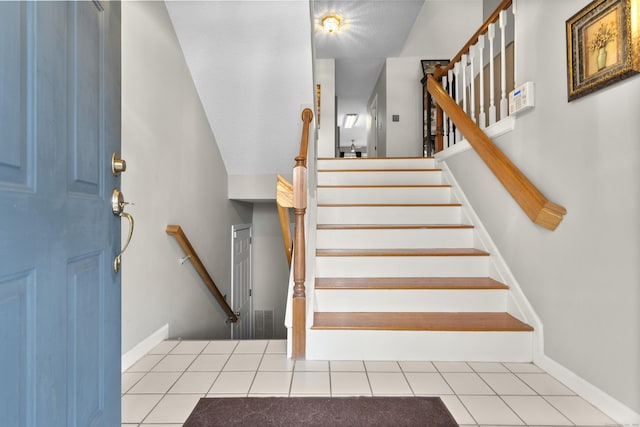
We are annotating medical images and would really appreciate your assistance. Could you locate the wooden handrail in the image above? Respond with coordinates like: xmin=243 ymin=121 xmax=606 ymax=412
xmin=292 ymin=108 xmax=314 ymax=359
xmin=166 ymin=225 xmax=238 ymax=323
xmin=426 ymin=75 xmax=566 ymax=231
xmin=434 ymin=0 xmax=512 ymax=80
xmin=276 ymin=175 xmax=294 ymax=266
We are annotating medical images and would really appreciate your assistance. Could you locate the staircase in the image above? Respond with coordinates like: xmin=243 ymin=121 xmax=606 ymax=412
xmin=305 ymin=157 xmax=534 ymax=361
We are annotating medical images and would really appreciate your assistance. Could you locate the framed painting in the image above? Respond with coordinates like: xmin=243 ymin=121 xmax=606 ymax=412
xmin=566 ymin=0 xmax=640 ymax=101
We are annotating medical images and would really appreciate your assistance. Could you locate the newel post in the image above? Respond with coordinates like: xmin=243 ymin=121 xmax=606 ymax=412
xmin=292 ymin=108 xmax=313 ymax=359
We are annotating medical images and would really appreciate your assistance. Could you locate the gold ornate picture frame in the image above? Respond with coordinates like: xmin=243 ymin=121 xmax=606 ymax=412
xmin=566 ymin=0 xmax=640 ymax=101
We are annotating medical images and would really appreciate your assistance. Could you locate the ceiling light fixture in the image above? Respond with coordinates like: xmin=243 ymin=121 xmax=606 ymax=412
xmin=322 ymin=15 xmax=341 ymax=33
xmin=343 ymin=114 xmax=359 ymax=128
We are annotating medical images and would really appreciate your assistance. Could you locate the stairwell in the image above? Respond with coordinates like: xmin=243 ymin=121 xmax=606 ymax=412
xmin=305 ymin=157 xmax=534 ymax=361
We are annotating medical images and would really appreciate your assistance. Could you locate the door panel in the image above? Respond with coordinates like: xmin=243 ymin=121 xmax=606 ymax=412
xmin=0 ymin=271 xmax=34 ymax=427
xmin=0 ymin=2 xmax=32 ymax=188
xmin=69 ymin=2 xmax=102 ymax=195
xmin=0 ymin=2 xmax=121 ymax=426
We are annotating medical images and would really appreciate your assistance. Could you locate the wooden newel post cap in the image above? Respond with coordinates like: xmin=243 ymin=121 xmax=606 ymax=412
xmin=301 ymin=108 xmax=313 ymax=122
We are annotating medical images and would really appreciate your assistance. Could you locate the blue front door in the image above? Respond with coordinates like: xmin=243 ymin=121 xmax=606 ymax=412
xmin=0 ymin=2 xmax=121 ymax=425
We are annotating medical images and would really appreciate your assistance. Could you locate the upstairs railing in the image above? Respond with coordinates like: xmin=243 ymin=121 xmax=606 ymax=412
xmin=166 ymin=225 xmax=238 ymax=323
xmin=431 ymin=0 xmax=514 ymax=151
xmin=291 ymin=108 xmax=314 ymax=359
xmin=427 ymin=0 xmax=566 ymax=230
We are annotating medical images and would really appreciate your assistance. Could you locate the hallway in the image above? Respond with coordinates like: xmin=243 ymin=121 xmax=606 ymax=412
xmin=121 ymin=340 xmax=616 ymax=426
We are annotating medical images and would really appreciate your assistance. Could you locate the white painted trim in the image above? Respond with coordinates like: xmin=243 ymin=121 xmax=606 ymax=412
xmin=437 ymin=161 xmax=543 ymax=360
xmin=535 ymin=353 xmax=640 ymax=425
xmin=436 ymin=116 xmax=516 ymax=162
xmin=121 ymin=324 xmax=169 ymax=372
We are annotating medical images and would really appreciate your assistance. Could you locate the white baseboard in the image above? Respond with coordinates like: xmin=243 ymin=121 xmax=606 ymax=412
xmin=535 ymin=353 xmax=640 ymax=425
xmin=121 ymin=324 xmax=169 ymax=372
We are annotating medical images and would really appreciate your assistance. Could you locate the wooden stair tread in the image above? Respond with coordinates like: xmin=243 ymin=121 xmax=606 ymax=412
xmin=317 ymin=184 xmax=451 ymax=188
xmin=318 ymin=157 xmax=431 ymax=160
xmin=315 ymin=277 xmax=508 ymax=290
xmin=318 ymin=169 xmax=441 ymax=173
xmin=318 ymin=203 xmax=461 ymax=207
xmin=317 ymin=224 xmax=473 ymax=230
xmin=312 ymin=312 xmax=533 ymax=332
xmin=316 ymin=248 xmax=489 ymax=257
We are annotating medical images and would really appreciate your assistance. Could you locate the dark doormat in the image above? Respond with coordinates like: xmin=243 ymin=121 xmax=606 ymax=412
xmin=183 ymin=396 xmax=459 ymax=426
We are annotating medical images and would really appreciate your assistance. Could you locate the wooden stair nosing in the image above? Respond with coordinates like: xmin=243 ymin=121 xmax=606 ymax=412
xmin=317 ymin=168 xmax=442 ymax=173
xmin=316 ymin=224 xmax=474 ymax=230
xmin=318 ymin=156 xmax=433 ymax=160
xmin=316 ymin=248 xmax=489 ymax=257
xmin=317 ymin=184 xmax=451 ymax=188
xmin=317 ymin=203 xmax=461 ymax=208
xmin=311 ymin=312 xmax=533 ymax=332
xmin=315 ymin=277 xmax=508 ymax=290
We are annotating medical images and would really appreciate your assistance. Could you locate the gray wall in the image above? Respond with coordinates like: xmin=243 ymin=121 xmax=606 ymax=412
xmin=369 ymin=63 xmax=387 ymax=157
xmin=251 ymin=203 xmax=291 ymax=339
xmin=121 ymin=1 xmax=251 ymax=354
xmin=445 ymin=0 xmax=639 ymax=413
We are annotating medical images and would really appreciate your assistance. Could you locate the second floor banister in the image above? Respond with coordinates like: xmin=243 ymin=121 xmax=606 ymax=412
xmin=426 ymin=74 xmax=566 ymax=231
xmin=430 ymin=0 xmax=515 ymax=151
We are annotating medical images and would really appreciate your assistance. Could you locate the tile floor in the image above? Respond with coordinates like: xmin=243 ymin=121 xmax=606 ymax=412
xmin=122 ymin=339 xmax=619 ymax=427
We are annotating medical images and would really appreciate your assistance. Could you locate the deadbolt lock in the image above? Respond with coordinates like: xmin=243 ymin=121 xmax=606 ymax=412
xmin=112 ymin=152 xmax=127 ymax=176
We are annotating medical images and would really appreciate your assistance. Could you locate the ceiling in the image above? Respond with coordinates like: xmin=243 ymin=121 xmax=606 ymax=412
xmin=313 ymin=0 xmax=424 ymax=127
xmin=166 ymin=0 xmax=425 ymax=175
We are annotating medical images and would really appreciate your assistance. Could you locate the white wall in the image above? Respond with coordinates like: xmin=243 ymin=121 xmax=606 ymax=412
xmin=401 ymin=0 xmax=483 ymax=58
xmin=251 ymin=203 xmax=291 ymax=339
xmin=368 ymin=63 xmax=387 ymax=157
xmin=443 ymin=0 xmax=640 ymax=415
xmin=316 ymin=59 xmax=336 ymax=158
xmin=385 ymin=58 xmax=423 ymax=157
xmin=121 ymin=1 xmax=252 ymax=354
xmin=375 ymin=0 xmax=482 ymax=156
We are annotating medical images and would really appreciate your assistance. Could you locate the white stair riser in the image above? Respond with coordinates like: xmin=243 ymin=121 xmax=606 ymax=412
xmin=317 ymin=187 xmax=452 ymax=204
xmin=318 ymin=158 xmax=435 ymax=170
xmin=316 ymin=228 xmax=474 ymax=249
xmin=306 ymin=329 xmax=533 ymax=361
xmin=316 ymin=256 xmax=489 ymax=278
xmin=318 ymin=171 xmax=442 ymax=186
xmin=318 ymin=206 xmax=461 ymax=225
xmin=315 ymin=289 xmax=508 ymax=312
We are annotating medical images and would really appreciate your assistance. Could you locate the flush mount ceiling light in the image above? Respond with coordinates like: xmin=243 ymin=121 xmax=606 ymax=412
xmin=343 ymin=114 xmax=359 ymax=128
xmin=322 ymin=15 xmax=341 ymax=33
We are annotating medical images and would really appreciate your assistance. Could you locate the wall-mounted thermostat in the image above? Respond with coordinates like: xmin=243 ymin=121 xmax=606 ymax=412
xmin=509 ymin=81 xmax=535 ymax=115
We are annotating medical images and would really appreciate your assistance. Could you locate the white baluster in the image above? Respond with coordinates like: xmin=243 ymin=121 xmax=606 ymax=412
xmin=447 ymin=69 xmax=455 ymax=147
xmin=453 ymin=62 xmax=462 ymax=142
xmin=512 ymin=2 xmax=518 ymax=87
xmin=488 ymin=23 xmax=496 ymax=125
xmin=461 ymin=54 xmax=468 ymax=117
xmin=499 ymin=10 xmax=508 ymax=120
xmin=469 ymin=45 xmax=476 ymax=124
xmin=477 ymin=34 xmax=486 ymax=129
xmin=442 ymin=75 xmax=449 ymax=148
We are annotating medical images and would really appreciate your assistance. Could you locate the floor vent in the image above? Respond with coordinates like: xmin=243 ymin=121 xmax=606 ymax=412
xmin=254 ymin=309 xmax=274 ymax=339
